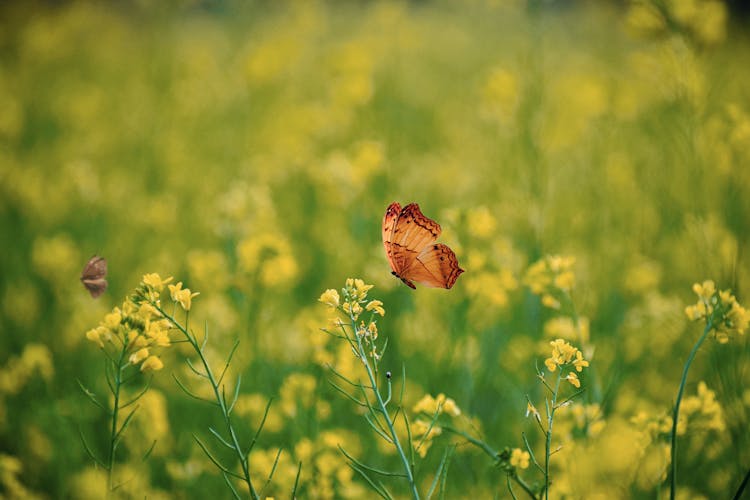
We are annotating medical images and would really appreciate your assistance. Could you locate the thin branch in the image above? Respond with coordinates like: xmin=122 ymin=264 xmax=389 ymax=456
xmin=328 ymin=380 xmax=368 ymax=407
xmin=193 ymin=435 xmax=243 ymax=480
xmin=121 ymin=378 xmax=153 ymax=408
xmin=247 ymin=398 xmax=273 ymax=454
xmin=227 ymin=374 xmax=242 ymax=414
xmin=347 ymin=463 xmax=392 ymax=500
xmin=172 ymin=373 xmax=216 ymax=405
xmin=222 ymin=472 xmax=242 ymax=500
xmin=217 ymin=339 xmax=241 ymax=386
xmin=208 ymin=427 xmax=235 ymax=450
xmin=260 ymin=448 xmax=283 ymax=497
xmin=338 ymin=445 xmax=406 ymax=477
xmin=142 ymin=440 xmax=157 ymax=462
xmin=77 ymin=379 xmax=106 ymax=412
xmin=186 ymin=358 xmax=208 ymax=378
xmin=78 ymin=427 xmax=106 ymax=468
xmin=291 ymin=462 xmax=302 ymax=500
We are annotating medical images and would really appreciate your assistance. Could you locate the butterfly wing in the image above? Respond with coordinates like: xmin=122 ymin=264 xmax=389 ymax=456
xmin=382 ymin=203 xmax=444 ymax=289
xmin=81 ymin=256 xmax=107 ymax=280
xmin=402 ymin=243 xmax=464 ymax=289
xmin=82 ymin=278 xmax=108 ymax=298
xmin=81 ymin=256 xmax=107 ymax=298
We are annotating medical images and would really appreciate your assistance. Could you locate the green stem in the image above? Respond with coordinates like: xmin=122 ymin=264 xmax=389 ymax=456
xmin=442 ymin=425 xmax=537 ymax=500
xmin=544 ymin=370 xmax=562 ymax=500
xmin=669 ymin=320 xmax=712 ymax=500
xmin=156 ymin=303 xmax=260 ymax=500
xmin=106 ymin=342 xmax=129 ymax=496
xmin=350 ymin=315 xmax=420 ymax=500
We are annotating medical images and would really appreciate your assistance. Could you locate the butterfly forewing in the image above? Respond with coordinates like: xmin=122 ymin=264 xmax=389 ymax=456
xmin=81 ymin=255 xmax=108 ymax=298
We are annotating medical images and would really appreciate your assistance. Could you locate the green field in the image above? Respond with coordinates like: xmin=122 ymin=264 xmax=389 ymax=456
xmin=1 ymin=1 xmax=749 ymax=498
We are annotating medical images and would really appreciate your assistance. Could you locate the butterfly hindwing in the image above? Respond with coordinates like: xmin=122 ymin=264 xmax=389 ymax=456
xmin=406 ymin=243 xmax=464 ymax=289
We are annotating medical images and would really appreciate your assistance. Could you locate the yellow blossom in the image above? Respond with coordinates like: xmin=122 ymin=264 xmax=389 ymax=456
xmin=168 ymin=282 xmax=199 ymax=311
xmin=103 ymin=309 xmax=122 ymax=330
xmin=365 ymin=300 xmax=385 ymax=316
xmin=143 ymin=273 xmax=173 ymax=292
xmin=129 ymin=348 xmax=149 ymax=365
xmin=343 ymin=300 xmax=362 ymax=318
xmin=526 ymin=402 xmax=541 ymax=422
xmin=85 ymin=326 xmax=111 ymax=348
xmin=573 ymin=351 xmax=590 ymax=372
xmin=141 ymin=355 xmax=164 ymax=372
xmin=685 ymin=280 xmax=749 ymax=340
xmin=545 ymin=339 xmax=588 ymax=375
xmin=566 ymin=372 xmax=581 ymax=388
xmin=318 ymin=289 xmax=340 ymax=308
xmin=510 ymin=448 xmax=530 ymax=469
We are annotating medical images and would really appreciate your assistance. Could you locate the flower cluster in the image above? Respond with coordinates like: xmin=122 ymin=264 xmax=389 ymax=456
xmin=632 ymin=381 xmax=725 ymax=439
xmin=509 ymin=448 xmax=530 ymax=470
xmin=320 ymin=279 xmax=384 ymax=326
xmin=496 ymin=446 xmax=531 ymax=475
xmin=684 ymin=280 xmax=749 ymax=343
xmin=524 ymin=255 xmax=576 ymax=309
xmin=412 ymin=393 xmax=462 ymax=418
xmin=544 ymin=339 xmax=589 ymax=388
xmin=411 ymin=393 xmax=462 ymax=458
xmin=626 ymin=0 xmax=727 ymax=46
xmin=84 ymin=274 xmax=185 ymax=372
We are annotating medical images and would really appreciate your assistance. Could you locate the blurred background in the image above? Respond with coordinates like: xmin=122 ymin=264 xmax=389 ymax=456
xmin=1 ymin=0 xmax=749 ymax=498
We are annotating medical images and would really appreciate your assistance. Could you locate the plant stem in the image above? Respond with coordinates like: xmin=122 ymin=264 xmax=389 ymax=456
xmin=157 ymin=304 xmax=260 ymax=500
xmin=106 ymin=342 xmax=128 ymax=496
xmin=351 ymin=316 xmax=420 ymax=500
xmin=442 ymin=425 xmax=537 ymax=500
xmin=669 ymin=320 xmax=712 ymax=500
xmin=544 ymin=370 xmax=562 ymax=500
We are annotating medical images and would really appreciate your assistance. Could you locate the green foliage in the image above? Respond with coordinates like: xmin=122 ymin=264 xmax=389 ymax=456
xmin=0 ymin=1 xmax=749 ymax=498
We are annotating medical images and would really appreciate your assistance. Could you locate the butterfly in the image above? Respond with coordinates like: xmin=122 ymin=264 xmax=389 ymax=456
xmin=382 ymin=202 xmax=464 ymax=289
xmin=80 ymin=255 xmax=108 ymax=298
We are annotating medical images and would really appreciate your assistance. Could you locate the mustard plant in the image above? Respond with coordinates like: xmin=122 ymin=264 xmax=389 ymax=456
xmin=133 ymin=274 xmax=297 ymax=499
xmin=675 ymin=280 xmax=748 ymax=500
xmin=319 ymin=278 xmax=447 ymax=499
xmin=81 ymin=274 xmax=174 ymax=495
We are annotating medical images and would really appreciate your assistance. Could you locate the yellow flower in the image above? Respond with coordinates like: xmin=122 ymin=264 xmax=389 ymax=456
xmin=544 ymin=356 xmax=558 ymax=372
xmin=346 ymin=278 xmax=374 ymax=301
xmin=545 ymin=339 xmax=588 ymax=375
xmin=343 ymin=301 xmax=362 ymax=319
xmin=509 ymin=448 xmax=530 ymax=469
xmin=365 ymin=300 xmax=385 ymax=316
xmin=168 ymin=282 xmax=199 ymax=311
xmin=566 ymin=372 xmax=581 ymax=388
xmin=103 ymin=309 xmax=122 ymax=330
xmin=686 ymin=280 xmax=749 ymax=340
xmin=141 ymin=355 xmax=164 ymax=372
xmin=541 ymin=294 xmax=561 ymax=310
xmin=143 ymin=273 xmax=173 ymax=292
xmin=129 ymin=347 xmax=150 ymax=365
xmin=692 ymin=280 xmax=716 ymax=300
xmin=85 ymin=326 xmax=111 ymax=348
xmin=526 ymin=401 xmax=541 ymax=422
xmin=573 ymin=351 xmax=590 ymax=372
xmin=318 ymin=289 xmax=340 ymax=308
xmin=442 ymin=397 xmax=461 ymax=417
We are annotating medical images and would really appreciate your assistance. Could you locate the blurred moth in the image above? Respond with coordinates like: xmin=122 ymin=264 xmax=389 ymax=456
xmin=80 ymin=255 xmax=108 ymax=298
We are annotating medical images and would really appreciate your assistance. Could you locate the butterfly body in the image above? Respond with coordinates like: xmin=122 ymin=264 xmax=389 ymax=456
xmin=81 ymin=255 xmax=108 ymax=298
xmin=382 ymin=202 xmax=464 ymax=289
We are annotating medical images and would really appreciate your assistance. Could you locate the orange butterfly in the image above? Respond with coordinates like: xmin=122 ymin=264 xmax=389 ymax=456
xmin=382 ymin=202 xmax=464 ymax=289
xmin=80 ymin=255 xmax=108 ymax=298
